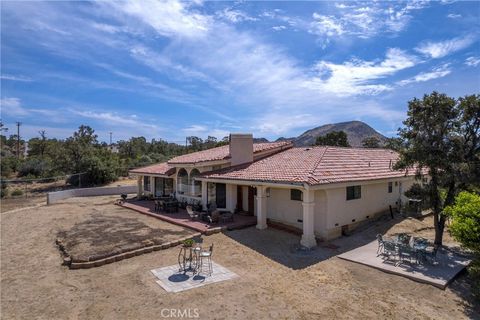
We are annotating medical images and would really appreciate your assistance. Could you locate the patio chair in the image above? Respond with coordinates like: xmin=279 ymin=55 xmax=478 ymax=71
xmin=376 ymin=234 xmax=384 ymax=256
xmin=382 ymin=241 xmax=398 ymax=261
xmin=220 ymin=211 xmax=234 ymax=223
xmin=186 ymin=205 xmax=199 ymax=220
xmin=207 ymin=210 xmax=220 ymax=224
xmin=424 ymin=244 xmax=439 ymax=264
xmin=197 ymin=244 xmax=214 ymax=276
xmin=154 ymin=200 xmax=162 ymax=212
xmin=399 ymin=244 xmax=417 ymax=264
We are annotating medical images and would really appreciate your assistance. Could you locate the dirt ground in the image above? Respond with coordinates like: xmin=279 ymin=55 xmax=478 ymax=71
xmin=1 ymin=195 xmax=478 ymax=320
xmin=56 ymin=201 xmax=195 ymax=263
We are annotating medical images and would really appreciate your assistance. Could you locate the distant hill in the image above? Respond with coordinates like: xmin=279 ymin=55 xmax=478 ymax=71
xmin=253 ymin=137 xmax=269 ymax=143
xmin=276 ymin=121 xmax=387 ymax=147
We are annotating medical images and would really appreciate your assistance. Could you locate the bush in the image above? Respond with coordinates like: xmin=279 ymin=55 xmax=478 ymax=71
xmin=11 ymin=189 xmax=23 ymax=196
xmin=18 ymin=158 xmax=52 ymax=178
xmin=445 ymin=191 xmax=480 ymax=252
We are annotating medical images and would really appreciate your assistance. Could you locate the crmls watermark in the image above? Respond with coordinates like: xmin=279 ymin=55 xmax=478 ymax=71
xmin=160 ymin=308 xmax=200 ymax=318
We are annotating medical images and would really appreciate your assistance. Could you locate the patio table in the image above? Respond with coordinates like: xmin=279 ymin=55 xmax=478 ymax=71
xmin=178 ymin=246 xmax=200 ymax=273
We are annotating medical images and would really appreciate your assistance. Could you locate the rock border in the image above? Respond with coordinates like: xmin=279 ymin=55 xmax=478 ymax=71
xmin=56 ymin=232 xmax=201 ymax=270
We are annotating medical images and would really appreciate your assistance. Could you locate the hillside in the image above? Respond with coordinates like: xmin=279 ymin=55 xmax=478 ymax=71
xmin=277 ymin=121 xmax=387 ymax=147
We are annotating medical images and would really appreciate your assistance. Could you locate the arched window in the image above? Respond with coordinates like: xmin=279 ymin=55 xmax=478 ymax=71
xmin=177 ymin=168 xmax=188 ymax=194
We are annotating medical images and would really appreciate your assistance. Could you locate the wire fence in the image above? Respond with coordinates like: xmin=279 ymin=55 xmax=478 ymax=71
xmin=0 ymin=172 xmax=87 ymax=199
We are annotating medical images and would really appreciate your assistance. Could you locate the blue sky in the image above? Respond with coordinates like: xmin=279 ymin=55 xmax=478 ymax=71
xmin=1 ymin=1 xmax=479 ymax=143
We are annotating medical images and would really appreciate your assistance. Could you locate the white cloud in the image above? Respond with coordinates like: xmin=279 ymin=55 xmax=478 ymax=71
xmin=217 ymin=8 xmax=258 ymax=23
xmin=447 ymin=13 xmax=462 ymax=19
xmin=1 ymin=97 xmax=28 ymax=116
xmin=310 ymin=2 xmax=428 ymax=41
xmin=70 ymin=109 xmax=160 ymax=131
xmin=0 ymin=74 xmax=32 ymax=82
xmin=465 ymin=56 xmax=480 ymax=67
xmin=104 ymin=0 xmax=211 ymax=38
xmin=309 ymin=48 xmax=418 ymax=95
xmin=415 ymin=36 xmax=476 ymax=58
xmin=397 ymin=63 xmax=451 ymax=85
xmin=272 ymin=25 xmax=286 ymax=31
xmin=310 ymin=14 xmax=345 ymax=37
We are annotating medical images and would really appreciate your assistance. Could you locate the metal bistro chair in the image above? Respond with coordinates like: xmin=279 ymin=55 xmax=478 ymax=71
xmin=197 ymin=244 xmax=214 ymax=276
xmin=186 ymin=205 xmax=199 ymax=220
xmin=376 ymin=234 xmax=384 ymax=256
xmin=382 ymin=241 xmax=398 ymax=262
xmin=399 ymin=244 xmax=417 ymax=264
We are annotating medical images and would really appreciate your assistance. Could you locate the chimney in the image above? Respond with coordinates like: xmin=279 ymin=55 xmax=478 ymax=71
xmin=229 ymin=133 xmax=253 ymax=166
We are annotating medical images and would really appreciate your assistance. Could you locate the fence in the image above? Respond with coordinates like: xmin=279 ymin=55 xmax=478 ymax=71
xmin=0 ymin=173 xmax=87 ymax=199
xmin=47 ymin=185 xmax=137 ymax=204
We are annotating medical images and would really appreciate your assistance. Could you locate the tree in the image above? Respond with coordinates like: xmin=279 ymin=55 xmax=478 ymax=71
xmin=362 ymin=136 xmax=381 ymax=148
xmin=384 ymin=137 xmax=404 ymax=152
xmin=315 ymin=131 xmax=350 ymax=147
xmin=396 ymin=92 xmax=479 ymax=245
xmin=445 ymin=191 xmax=480 ymax=252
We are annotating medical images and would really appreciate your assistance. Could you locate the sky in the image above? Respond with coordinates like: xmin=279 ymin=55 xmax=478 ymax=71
xmin=1 ymin=0 xmax=479 ymax=143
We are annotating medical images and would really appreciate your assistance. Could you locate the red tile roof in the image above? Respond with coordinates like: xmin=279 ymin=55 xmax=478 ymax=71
xmin=201 ymin=146 xmax=417 ymax=186
xmin=167 ymin=141 xmax=292 ymax=165
xmin=129 ymin=162 xmax=176 ymax=176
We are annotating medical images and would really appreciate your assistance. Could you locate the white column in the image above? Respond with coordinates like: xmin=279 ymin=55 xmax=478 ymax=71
xmin=201 ymin=181 xmax=208 ymax=211
xmin=137 ymin=176 xmax=143 ymax=198
xmin=301 ymin=189 xmax=317 ymax=248
xmin=256 ymin=186 xmax=267 ymax=230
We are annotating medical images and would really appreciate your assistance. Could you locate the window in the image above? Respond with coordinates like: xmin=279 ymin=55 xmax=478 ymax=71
xmin=388 ymin=182 xmax=393 ymax=193
xmin=290 ymin=189 xmax=303 ymax=201
xmin=143 ymin=176 xmax=151 ymax=191
xmin=346 ymin=185 xmax=361 ymax=200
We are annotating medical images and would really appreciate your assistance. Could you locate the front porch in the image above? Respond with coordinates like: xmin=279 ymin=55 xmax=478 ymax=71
xmin=119 ymin=200 xmax=257 ymax=234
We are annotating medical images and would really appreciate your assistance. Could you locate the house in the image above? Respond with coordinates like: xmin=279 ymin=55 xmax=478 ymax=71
xmin=129 ymin=134 xmax=418 ymax=248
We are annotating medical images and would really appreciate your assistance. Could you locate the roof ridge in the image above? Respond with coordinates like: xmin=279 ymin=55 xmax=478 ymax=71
xmin=306 ymin=146 xmax=329 ymax=184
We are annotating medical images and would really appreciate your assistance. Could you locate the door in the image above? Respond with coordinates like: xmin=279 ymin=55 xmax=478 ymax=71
xmin=248 ymin=186 xmax=255 ymax=215
xmin=215 ymin=183 xmax=226 ymax=209
xmin=236 ymin=185 xmax=243 ymax=211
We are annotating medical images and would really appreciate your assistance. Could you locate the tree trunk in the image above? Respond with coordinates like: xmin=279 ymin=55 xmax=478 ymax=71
xmin=430 ymin=171 xmax=444 ymax=246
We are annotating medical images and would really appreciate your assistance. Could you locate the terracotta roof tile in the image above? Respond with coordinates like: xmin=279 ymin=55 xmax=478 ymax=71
xmin=167 ymin=141 xmax=292 ymax=165
xmin=129 ymin=162 xmax=175 ymax=176
xmin=201 ymin=146 xmax=417 ymax=186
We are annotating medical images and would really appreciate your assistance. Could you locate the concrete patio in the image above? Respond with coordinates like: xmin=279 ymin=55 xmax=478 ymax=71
xmin=151 ymin=262 xmax=238 ymax=293
xmin=119 ymin=200 xmax=257 ymax=234
xmin=338 ymin=241 xmax=472 ymax=289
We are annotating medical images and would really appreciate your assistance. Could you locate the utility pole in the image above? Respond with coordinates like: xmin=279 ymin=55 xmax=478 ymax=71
xmin=109 ymin=132 xmax=113 ymax=145
xmin=16 ymin=122 xmax=21 ymax=159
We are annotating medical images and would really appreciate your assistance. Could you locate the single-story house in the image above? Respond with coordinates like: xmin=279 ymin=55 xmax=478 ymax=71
xmin=130 ymin=134 xmax=420 ymax=248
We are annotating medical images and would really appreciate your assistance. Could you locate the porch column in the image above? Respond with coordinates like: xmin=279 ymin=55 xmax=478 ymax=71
xmin=301 ymin=189 xmax=317 ymax=248
xmin=256 ymin=186 xmax=267 ymax=230
xmin=201 ymin=181 xmax=208 ymax=211
xmin=137 ymin=176 xmax=143 ymax=198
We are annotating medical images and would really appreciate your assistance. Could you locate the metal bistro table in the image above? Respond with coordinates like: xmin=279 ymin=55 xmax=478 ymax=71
xmin=178 ymin=246 xmax=200 ymax=273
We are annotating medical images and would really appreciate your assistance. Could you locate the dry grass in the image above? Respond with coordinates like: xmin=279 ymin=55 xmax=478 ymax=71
xmin=1 ymin=195 xmax=478 ymax=319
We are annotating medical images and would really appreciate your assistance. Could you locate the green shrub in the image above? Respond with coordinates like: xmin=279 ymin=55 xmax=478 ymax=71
xmin=445 ymin=191 xmax=480 ymax=252
xmin=11 ymin=189 xmax=23 ymax=196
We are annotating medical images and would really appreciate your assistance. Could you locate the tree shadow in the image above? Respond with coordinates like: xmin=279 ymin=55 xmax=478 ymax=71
xmin=224 ymin=213 xmax=404 ymax=270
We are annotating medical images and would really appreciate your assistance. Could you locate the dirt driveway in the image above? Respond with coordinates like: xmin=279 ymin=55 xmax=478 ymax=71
xmin=1 ymin=196 xmax=478 ymax=319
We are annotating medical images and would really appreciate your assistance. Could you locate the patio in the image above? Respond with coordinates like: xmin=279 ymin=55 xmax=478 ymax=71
xmin=338 ymin=240 xmax=472 ymax=289
xmin=119 ymin=200 xmax=257 ymax=234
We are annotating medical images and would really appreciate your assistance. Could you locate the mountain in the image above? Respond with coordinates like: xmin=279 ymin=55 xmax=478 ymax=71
xmin=276 ymin=121 xmax=387 ymax=147
xmin=253 ymin=137 xmax=269 ymax=143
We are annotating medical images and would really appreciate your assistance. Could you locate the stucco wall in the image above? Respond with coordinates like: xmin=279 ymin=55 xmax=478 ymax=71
xmin=266 ymin=188 xmax=303 ymax=228
xmin=324 ymin=178 xmax=415 ymax=231
xmin=47 ymin=185 xmax=137 ymax=204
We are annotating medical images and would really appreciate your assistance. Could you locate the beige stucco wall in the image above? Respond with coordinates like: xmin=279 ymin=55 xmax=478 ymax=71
xmin=266 ymin=188 xmax=304 ymax=228
xmin=322 ymin=177 xmax=415 ymax=238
